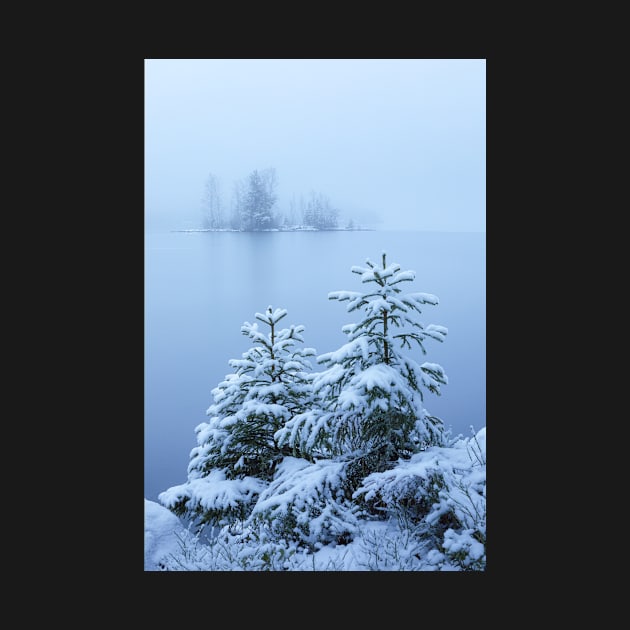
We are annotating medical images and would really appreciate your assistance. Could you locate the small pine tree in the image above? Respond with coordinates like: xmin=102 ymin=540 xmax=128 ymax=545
xmin=277 ymin=252 xmax=448 ymax=478
xmin=193 ymin=307 xmax=315 ymax=479
xmin=160 ymin=307 xmax=315 ymax=526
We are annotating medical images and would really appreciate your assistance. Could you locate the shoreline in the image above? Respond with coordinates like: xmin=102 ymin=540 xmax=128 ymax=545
xmin=171 ymin=227 xmax=376 ymax=233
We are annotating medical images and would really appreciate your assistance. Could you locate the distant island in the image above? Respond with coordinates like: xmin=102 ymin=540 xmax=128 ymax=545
xmin=173 ymin=225 xmax=375 ymax=233
xmin=191 ymin=169 xmax=380 ymax=234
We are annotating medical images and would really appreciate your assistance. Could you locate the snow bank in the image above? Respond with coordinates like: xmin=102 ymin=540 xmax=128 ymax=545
xmin=144 ymin=499 xmax=187 ymax=570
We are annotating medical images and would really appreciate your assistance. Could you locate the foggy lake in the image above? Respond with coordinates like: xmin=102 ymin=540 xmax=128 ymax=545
xmin=144 ymin=229 xmax=485 ymax=501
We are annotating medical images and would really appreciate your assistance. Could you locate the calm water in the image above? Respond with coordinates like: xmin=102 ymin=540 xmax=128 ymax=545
xmin=144 ymin=230 xmax=486 ymax=501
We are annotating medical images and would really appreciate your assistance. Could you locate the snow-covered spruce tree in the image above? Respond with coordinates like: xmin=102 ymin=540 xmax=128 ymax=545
xmin=277 ymin=252 xmax=448 ymax=483
xmin=159 ymin=307 xmax=316 ymax=529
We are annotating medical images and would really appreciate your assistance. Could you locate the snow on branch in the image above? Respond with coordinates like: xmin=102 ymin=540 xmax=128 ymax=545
xmin=406 ymin=293 xmax=439 ymax=305
xmin=317 ymin=337 xmax=369 ymax=365
xmin=389 ymin=270 xmax=416 ymax=284
xmin=255 ymin=307 xmax=288 ymax=326
xmin=328 ymin=290 xmax=363 ymax=302
xmin=424 ymin=324 xmax=448 ymax=342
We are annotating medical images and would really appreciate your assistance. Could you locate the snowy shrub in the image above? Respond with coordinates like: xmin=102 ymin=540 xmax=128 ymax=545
xmin=356 ymin=521 xmax=427 ymax=571
xmin=441 ymin=528 xmax=486 ymax=571
xmin=159 ymin=526 xmax=352 ymax=571
xmin=425 ymin=469 xmax=486 ymax=540
xmin=157 ymin=529 xmax=216 ymax=571
xmin=247 ymin=456 xmax=359 ymax=549
xmin=425 ymin=428 xmax=486 ymax=570
xmin=353 ymin=440 xmax=465 ymax=527
xmin=356 ymin=518 xmax=463 ymax=571
xmin=355 ymin=427 xmax=486 ymax=570
xmin=218 ymin=527 xmax=315 ymax=571
xmin=353 ymin=462 xmax=446 ymax=525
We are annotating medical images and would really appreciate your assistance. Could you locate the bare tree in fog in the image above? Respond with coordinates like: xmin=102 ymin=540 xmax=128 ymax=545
xmin=230 ymin=179 xmax=245 ymax=230
xmin=288 ymin=194 xmax=298 ymax=227
xmin=201 ymin=172 xmax=225 ymax=229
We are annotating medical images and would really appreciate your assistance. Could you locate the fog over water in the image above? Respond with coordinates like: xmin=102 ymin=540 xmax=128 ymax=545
xmin=145 ymin=59 xmax=485 ymax=232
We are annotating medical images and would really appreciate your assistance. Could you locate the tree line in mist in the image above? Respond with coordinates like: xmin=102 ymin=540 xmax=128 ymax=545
xmin=201 ymin=168 xmax=360 ymax=231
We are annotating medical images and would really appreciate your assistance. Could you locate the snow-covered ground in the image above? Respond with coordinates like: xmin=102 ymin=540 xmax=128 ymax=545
xmin=144 ymin=499 xmax=192 ymax=570
xmin=145 ymin=427 xmax=486 ymax=571
xmin=144 ymin=499 xmax=437 ymax=571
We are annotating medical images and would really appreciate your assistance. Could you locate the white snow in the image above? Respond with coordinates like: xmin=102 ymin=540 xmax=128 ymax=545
xmin=407 ymin=292 xmax=439 ymax=305
xmin=352 ymin=363 xmax=398 ymax=391
xmin=317 ymin=337 xmax=369 ymax=365
xmin=146 ymin=427 xmax=486 ymax=571
xmin=327 ymin=290 xmax=362 ymax=302
xmin=144 ymin=499 xmax=189 ymax=571
xmin=391 ymin=270 xmax=416 ymax=284
xmin=159 ymin=470 xmax=265 ymax=513
xmin=254 ymin=307 xmax=287 ymax=325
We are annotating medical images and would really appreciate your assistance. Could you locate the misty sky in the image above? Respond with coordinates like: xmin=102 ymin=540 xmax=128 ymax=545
xmin=145 ymin=59 xmax=485 ymax=232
